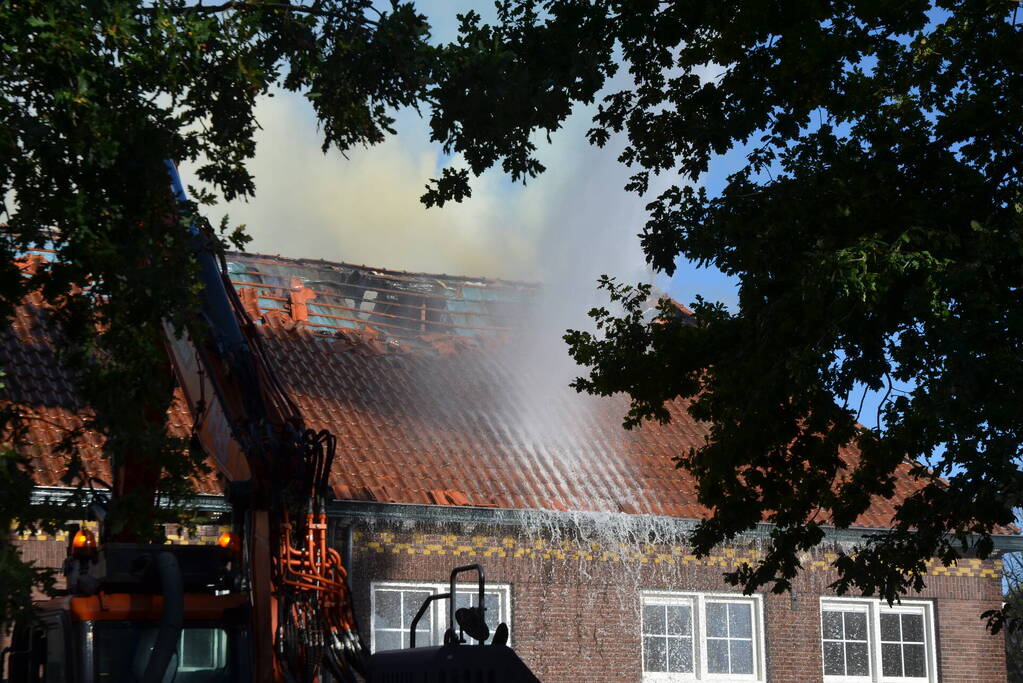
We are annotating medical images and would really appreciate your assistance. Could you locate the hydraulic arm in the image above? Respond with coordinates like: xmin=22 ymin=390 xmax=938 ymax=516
xmin=161 ymin=162 xmax=367 ymax=682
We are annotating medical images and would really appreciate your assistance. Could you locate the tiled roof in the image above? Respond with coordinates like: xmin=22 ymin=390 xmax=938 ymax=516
xmin=0 ymin=289 xmax=214 ymax=493
xmin=2 ymin=251 xmax=919 ymax=526
xmin=261 ymin=327 xmax=708 ymax=516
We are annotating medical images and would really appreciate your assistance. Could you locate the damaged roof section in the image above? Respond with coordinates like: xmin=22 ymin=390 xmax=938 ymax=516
xmin=226 ymin=252 xmax=541 ymax=353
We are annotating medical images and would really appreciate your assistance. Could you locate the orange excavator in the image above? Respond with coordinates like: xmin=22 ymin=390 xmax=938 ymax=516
xmin=2 ymin=164 xmax=539 ymax=682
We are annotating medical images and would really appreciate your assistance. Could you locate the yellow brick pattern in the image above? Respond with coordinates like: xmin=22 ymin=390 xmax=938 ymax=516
xmin=10 ymin=524 xmax=1003 ymax=579
xmin=353 ymin=531 xmax=1004 ymax=579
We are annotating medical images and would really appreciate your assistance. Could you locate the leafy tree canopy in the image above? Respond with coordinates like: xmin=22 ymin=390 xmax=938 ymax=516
xmin=558 ymin=0 xmax=1023 ymax=629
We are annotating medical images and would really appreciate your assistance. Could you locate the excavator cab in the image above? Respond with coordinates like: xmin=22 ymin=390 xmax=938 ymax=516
xmin=3 ymin=528 xmax=251 ymax=683
xmin=5 ymin=602 xmax=249 ymax=683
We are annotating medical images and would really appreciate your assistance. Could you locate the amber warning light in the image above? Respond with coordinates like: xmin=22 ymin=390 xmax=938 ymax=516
xmin=71 ymin=529 xmax=97 ymax=557
xmin=217 ymin=531 xmax=241 ymax=555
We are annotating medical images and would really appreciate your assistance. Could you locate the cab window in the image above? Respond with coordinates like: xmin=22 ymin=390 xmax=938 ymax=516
xmin=94 ymin=622 xmax=233 ymax=682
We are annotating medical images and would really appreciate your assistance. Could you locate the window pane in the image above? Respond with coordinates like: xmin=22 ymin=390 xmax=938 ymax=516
xmin=706 ymin=603 xmax=728 ymax=637
xmin=822 ymin=611 xmax=844 ymax=640
xmin=403 ymin=591 xmax=432 ymax=626
xmin=180 ymin=628 xmax=226 ymax=670
xmin=666 ymin=605 xmax=692 ymax=636
xmin=666 ymin=637 xmax=693 ymax=673
xmin=880 ymin=613 xmax=901 ymax=642
xmin=707 ymin=638 xmax=729 ymax=673
xmin=730 ymin=639 xmax=754 ymax=674
xmin=480 ymin=592 xmax=501 ymax=643
xmin=728 ymin=603 xmax=753 ymax=639
xmin=97 ymin=624 xmax=234 ymax=682
xmin=881 ymin=643 xmax=903 ymax=677
xmin=375 ymin=591 xmax=401 ymax=629
xmin=901 ymin=613 xmax=924 ymax=643
xmin=844 ymin=611 xmax=868 ymax=641
xmin=643 ymin=605 xmax=666 ymax=635
xmin=454 ymin=590 xmax=499 ymax=613
xmin=846 ymin=642 xmax=870 ymax=677
xmin=822 ymin=641 xmax=845 ymax=676
xmin=483 ymin=593 xmax=501 ymax=622
xmin=643 ymin=636 xmax=667 ymax=673
xmin=903 ymin=643 xmax=926 ymax=677
xmin=375 ymin=631 xmax=402 ymax=652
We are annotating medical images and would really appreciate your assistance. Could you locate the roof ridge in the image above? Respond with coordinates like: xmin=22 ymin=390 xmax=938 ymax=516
xmin=226 ymin=250 xmax=542 ymax=289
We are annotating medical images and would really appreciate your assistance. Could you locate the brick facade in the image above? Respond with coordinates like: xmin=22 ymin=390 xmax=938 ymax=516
xmin=346 ymin=520 xmax=1007 ymax=683
xmin=7 ymin=516 xmax=1009 ymax=682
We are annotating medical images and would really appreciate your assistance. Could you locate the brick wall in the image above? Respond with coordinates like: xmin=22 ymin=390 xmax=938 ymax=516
xmin=5 ymin=520 xmax=1009 ymax=683
xmin=929 ymin=573 xmax=1008 ymax=683
xmin=348 ymin=521 xmax=1008 ymax=683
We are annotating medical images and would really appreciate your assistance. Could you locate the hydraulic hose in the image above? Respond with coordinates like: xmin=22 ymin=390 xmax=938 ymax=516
xmin=142 ymin=552 xmax=184 ymax=683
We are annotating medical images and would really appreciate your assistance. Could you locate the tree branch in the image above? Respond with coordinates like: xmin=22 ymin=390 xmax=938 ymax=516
xmin=876 ymin=372 xmax=893 ymax=430
xmin=139 ymin=2 xmax=378 ymax=25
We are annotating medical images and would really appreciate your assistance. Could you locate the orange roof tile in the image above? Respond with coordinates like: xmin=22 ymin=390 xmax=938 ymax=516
xmin=0 ymin=252 xmax=922 ymax=527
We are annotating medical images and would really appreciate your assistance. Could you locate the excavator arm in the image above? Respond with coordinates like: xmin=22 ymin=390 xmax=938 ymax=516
xmin=160 ymin=162 xmax=367 ymax=683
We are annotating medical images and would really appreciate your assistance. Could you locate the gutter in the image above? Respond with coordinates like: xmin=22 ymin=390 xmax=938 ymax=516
xmin=29 ymin=485 xmax=232 ymax=514
xmin=27 ymin=486 xmax=1023 ymax=553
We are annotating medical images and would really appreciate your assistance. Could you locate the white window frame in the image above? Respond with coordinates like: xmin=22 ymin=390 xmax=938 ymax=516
xmin=641 ymin=591 xmax=766 ymax=683
xmin=369 ymin=581 xmax=511 ymax=653
xmin=820 ymin=598 xmax=938 ymax=683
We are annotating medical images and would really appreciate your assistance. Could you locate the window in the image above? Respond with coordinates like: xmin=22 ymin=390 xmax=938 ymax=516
xmin=370 ymin=582 xmax=511 ymax=652
xmin=371 ymin=586 xmax=434 ymax=651
xmin=705 ymin=601 xmax=755 ymax=676
xmin=822 ymin=604 xmax=871 ymax=678
xmin=641 ymin=592 xmax=765 ymax=682
xmin=178 ymin=627 xmax=229 ymax=672
xmin=821 ymin=599 xmax=937 ymax=683
xmin=94 ymin=622 xmax=235 ymax=682
xmin=44 ymin=621 xmax=65 ymax=683
xmin=642 ymin=596 xmax=695 ymax=676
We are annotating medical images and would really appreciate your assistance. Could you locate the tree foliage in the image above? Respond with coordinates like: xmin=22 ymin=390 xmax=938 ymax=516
xmin=560 ymin=0 xmax=1023 ymax=619
xmin=1 ymin=440 xmax=55 ymax=626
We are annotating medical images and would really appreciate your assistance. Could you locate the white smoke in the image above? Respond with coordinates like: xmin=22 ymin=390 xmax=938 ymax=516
xmin=191 ymin=73 xmax=656 ymax=374
xmin=175 ymin=2 xmax=702 ymax=516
